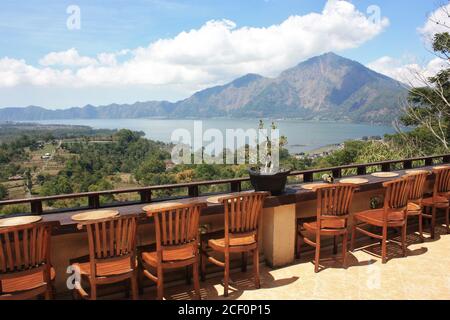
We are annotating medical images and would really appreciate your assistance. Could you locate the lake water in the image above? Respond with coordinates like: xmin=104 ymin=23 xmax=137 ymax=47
xmin=33 ymin=118 xmax=396 ymax=154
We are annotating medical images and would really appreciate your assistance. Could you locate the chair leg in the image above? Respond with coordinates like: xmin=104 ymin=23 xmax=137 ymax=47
xmin=44 ymin=283 xmax=53 ymax=300
xmin=185 ymin=266 xmax=191 ymax=285
xmin=295 ymin=227 xmax=301 ymax=259
xmin=253 ymin=247 xmax=260 ymax=289
xmin=381 ymin=226 xmax=388 ymax=264
xmin=157 ymin=267 xmax=164 ymax=300
xmin=431 ymin=206 xmax=436 ymax=239
xmin=418 ymin=213 xmax=424 ymax=242
xmin=342 ymin=232 xmax=348 ymax=269
xmin=402 ymin=224 xmax=407 ymax=257
xmin=314 ymin=234 xmax=321 ymax=273
xmin=333 ymin=235 xmax=338 ymax=255
xmin=90 ymin=281 xmax=97 ymax=300
xmin=224 ymin=253 xmax=230 ymax=297
xmin=131 ymin=272 xmax=139 ymax=300
xmin=241 ymin=252 xmax=248 ymax=272
xmin=350 ymin=223 xmax=356 ymax=252
xmin=446 ymin=207 xmax=450 ymax=234
xmin=138 ymin=263 xmax=144 ymax=295
xmin=192 ymin=261 xmax=201 ymax=300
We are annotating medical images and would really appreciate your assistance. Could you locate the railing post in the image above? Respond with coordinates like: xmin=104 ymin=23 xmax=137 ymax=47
xmin=381 ymin=163 xmax=391 ymax=172
xmin=332 ymin=168 xmax=342 ymax=178
xmin=403 ymin=160 xmax=412 ymax=169
xmin=30 ymin=200 xmax=43 ymax=215
xmin=443 ymin=155 xmax=450 ymax=163
xmin=88 ymin=194 xmax=100 ymax=209
xmin=139 ymin=190 xmax=151 ymax=203
xmin=230 ymin=181 xmax=241 ymax=193
xmin=357 ymin=166 xmax=366 ymax=175
xmin=425 ymin=157 xmax=433 ymax=166
xmin=303 ymin=172 xmax=313 ymax=182
xmin=188 ymin=185 xmax=199 ymax=197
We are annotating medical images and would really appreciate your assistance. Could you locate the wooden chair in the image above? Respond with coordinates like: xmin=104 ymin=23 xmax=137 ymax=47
xmin=0 ymin=222 xmax=54 ymax=300
xmin=141 ymin=202 xmax=206 ymax=300
xmin=421 ymin=167 xmax=450 ymax=238
xmin=200 ymin=191 xmax=268 ymax=297
xmin=71 ymin=215 xmax=138 ymax=300
xmin=405 ymin=171 xmax=429 ymax=241
xmin=351 ymin=176 xmax=414 ymax=263
xmin=296 ymin=184 xmax=358 ymax=273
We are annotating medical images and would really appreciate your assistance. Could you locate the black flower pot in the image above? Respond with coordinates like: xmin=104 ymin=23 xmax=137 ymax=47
xmin=248 ymin=167 xmax=291 ymax=196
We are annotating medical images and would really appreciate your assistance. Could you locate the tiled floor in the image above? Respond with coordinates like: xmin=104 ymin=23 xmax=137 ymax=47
xmin=152 ymin=225 xmax=450 ymax=300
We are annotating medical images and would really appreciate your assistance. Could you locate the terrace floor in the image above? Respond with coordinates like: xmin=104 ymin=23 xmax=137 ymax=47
xmin=143 ymin=225 xmax=450 ymax=300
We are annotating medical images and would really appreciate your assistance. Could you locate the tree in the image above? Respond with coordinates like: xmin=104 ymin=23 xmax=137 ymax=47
xmin=0 ymin=184 xmax=8 ymax=200
xmin=397 ymin=3 xmax=450 ymax=152
xmin=24 ymin=168 xmax=32 ymax=193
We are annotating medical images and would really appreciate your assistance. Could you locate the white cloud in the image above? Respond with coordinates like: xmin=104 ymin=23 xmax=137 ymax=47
xmin=367 ymin=56 xmax=448 ymax=86
xmin=367 ymin=3 xmax=450 ymax=87
xmin=39 ymin=48 xmax=98 ymax=67
xmin=0 ymin=0 xmax=389 ymax=94
xmin=418 ymin=3 xmax=450 ymax=42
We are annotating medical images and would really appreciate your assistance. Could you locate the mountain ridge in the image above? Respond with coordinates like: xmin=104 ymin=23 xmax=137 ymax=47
xmin=0 ymin=52 xmax=407 ymax=123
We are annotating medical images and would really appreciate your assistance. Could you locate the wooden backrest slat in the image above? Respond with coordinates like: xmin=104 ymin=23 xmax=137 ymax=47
xmin=407 ymin=172 xmax=428 ymax=201
xmin=383 ymin=177 xmax=413 ymax=210
xmin=433 ymin=167 xmax=450 ymax=195
xmin=0 ymin=223 xmax=52 ymax=276
xmin=78 ymin=215 xmax=137 ymax=276
xmin=181 ymin=208 xmax=186 ymax=243
xmin=108 ymin=220 xmax=114 ymax=256
xmin=30 ymin=227 xmax=36 ymax=266
xmin=169 ymin=210 xmax=173 ymax=244
xmin=315 ymin=184 xmax=357 ymax=222
xmin=145 ymin=202 xmax=205 ymax=259
xmin=23 ymin=228 xmax=29 ymax=267
xmin=0 ymin=235 xmax=5 ymax=272
xmin=4 ymin=232 xmax=13 ymax=271
xmin=101 ymin=221 xmax=106 ymax=258
xmin=161 ymin=211 xmax=167 ymax=244
xmin=221 ymin=192 xmax=268 ymax=241
xmin=94 ymin=223 xmax=101 ymax=258
xmin=175 ymin=209 xmax=180 ymax=244
xmin=13 ymin=231 xmax=21 ymax=268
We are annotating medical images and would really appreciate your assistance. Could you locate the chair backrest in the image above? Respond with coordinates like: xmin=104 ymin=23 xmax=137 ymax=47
xmin=382 ymin=176 xmax=414 ymax=211
xmin=79 ymin=215 xmax=137 ymax=277
xmin=432 ymin=167 xmax=450 ymax=196
xmin=0 ymin=222 xmax=52 ymax=276
xmin=146 ymin=202 xmax=206 ymax=256
xmin=406 ymin=171 xmax=428 ymax=202
xmin=315 ymin=184 xmax=358 ymax=227
xmin=220 ymin=192 xmax=268 ymax=243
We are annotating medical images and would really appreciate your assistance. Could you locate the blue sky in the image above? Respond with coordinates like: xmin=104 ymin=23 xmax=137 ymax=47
xmin=0 ymin=0 xmax=446 ymax=108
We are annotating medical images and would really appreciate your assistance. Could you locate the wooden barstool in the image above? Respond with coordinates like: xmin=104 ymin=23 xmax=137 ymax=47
xmin=351 ymin=176 xmax=414 ymax=263
xmin=71 ymin=215 xmax=138 ymax=300
xmin=200 ymin=191 xmax=268 ymax=297
xmin=421 ymin=167 xmax=450 ymax=238
xmin=296 ymin=184 xmax=358 ymax=273
xmin=0 ymin=222 xmax=55 ymax=300
xmin=141 ymin=202 xmax=206 ymax=300
xmin=405 ymin=171 xmax=429 ymax=242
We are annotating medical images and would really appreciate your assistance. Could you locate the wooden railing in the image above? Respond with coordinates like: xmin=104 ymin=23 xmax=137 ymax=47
xmin=1 ymin=154 xmax=449 ymax=215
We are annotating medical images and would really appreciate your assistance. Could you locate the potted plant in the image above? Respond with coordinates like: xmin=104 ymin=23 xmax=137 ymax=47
xmin=248 ymin=120 xmax=291 ymax=195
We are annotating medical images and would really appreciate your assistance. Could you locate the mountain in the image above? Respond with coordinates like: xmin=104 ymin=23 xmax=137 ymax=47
xmin=0 ymin=53 xmax=407 ymax=123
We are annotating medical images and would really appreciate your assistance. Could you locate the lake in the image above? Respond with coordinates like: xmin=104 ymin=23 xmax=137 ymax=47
xmin=32 ymin=118 xmax=396 ymax=154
